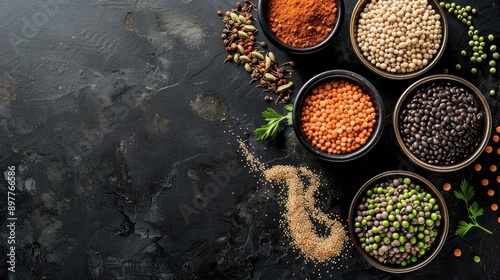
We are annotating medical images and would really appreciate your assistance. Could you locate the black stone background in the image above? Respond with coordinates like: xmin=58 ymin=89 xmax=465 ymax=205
xmin=0 ymin=0 xmax=499 ymax=279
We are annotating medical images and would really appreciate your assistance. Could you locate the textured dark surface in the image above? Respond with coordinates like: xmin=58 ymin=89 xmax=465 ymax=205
xmin=0 ymin=0 xmax=499 ymax=279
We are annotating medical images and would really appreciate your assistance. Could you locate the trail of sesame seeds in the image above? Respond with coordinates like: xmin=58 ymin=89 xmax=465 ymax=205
xmin=264 ymin=165 xmax=347 ymax=262
xmin=236 ymin=136 xmax=349 ymax=264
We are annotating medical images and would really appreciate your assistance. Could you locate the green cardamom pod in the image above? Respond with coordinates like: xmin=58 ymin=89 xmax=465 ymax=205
xmin=237 ymin=44 xmax=245 ymax=54
xmin=268 ymin=52 xmax=276 ymax=63
xmin=239 ymin=55 xmax=251 ymax=63
xmin=230 ymin=12 xmax=240 ymax=23
xmin=251 ymin=51 xmax=265 ymax=61
xmin=233 ymin=53 xmax=240 ymax=63
xmin=243 ymin=25 xmax=256 ymax=32
xmin=264 ymin=73 xmax=277 ymax=81
xmin=277 ymin=82 xmax=293 ymax=92
xmin=238 ymin=15 xmax=247 ymax=24
xmin=265 ymin=56 xmax=271 ymax=70
xmin=238 ymin=30 xmax=249 ymax=39
xmin=244 ymin=63 xmax=252 ymax=73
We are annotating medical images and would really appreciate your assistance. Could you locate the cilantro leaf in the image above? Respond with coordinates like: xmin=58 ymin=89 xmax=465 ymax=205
xmin=455 ymin=220 xmax=473 ymax=237
xmin=454 ymin=179 xmax=492 ymax=237
xmin=254 ymin=106 xmax=293 ymax=140
xmin=469 ymin=201 xmax=484 ymax=220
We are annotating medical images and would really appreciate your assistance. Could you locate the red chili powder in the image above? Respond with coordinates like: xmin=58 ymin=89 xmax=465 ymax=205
xmin=266 ymin=0 xmax=337 ymax=48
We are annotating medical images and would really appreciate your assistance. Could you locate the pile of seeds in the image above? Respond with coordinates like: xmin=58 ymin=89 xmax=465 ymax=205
xmin=236 ymin=138 xmax=349 ymax=264
xmin=399 ymin=82 xmax=484 ymax=165
xmin=218 ymin=2 xmax=294 ymax=103
xmin=264 ymin=165 xmax=347 ymax=262
xmin=356 ymin=0 xmax=443 ymax=73
xmin=354 ymin=177 xmax=442 ymax=266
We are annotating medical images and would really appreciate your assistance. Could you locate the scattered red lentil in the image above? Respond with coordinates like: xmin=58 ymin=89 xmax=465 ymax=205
xmin=474 ymin=163 xmax=482 ymax=171
xmin=487 ymin=189 xmax=495 ymax=196
xmin=482 ymin=179 xmax=489 ymax=186
xmin=443 ymin=182 xmax=451 ymax=191
xmin=498 ymin=217 xmax=500 ymax=223
xmin=496 ymin=126 xmax=500 ymax=133
xmin=497 ymin=147 xmax=500 ymax=155
xmin=485 ymin=146 xmax=493 ymax=153
xmin=493 ymin=135 xmax=499 ymax=142
xmin=491 ymin=203 xmax=498 ymax=211
xmin=300 ymin=80 xmax=377 ymax=155
xmin=497 ymin=176 xmax=500 ymax=183
xmin=491 ymin=165 xmax=498 ymax=172
xmin=454 ymin=248 xmax=462 ymax=257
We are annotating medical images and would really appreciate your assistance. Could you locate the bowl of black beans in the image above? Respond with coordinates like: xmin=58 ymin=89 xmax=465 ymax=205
xmin=394 ymin=74 xmax=492 ymax=172
xmin=348 ymin=170 xmax=449 ymax=273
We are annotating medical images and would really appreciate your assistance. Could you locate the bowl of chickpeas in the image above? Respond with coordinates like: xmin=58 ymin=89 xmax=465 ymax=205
xmin=350 ymin=0 xmax=448 ymax=80
xmin=348 ymin=170 xmax=449 ymax=273
xmin=292 ymin=69 xmax=385 ymax=162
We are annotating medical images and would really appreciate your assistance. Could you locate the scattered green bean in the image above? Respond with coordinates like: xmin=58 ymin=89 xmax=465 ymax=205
xmin=471 ymin=68 xmax=477 ymax=74
xmin=491 ymin=45 xmax=497 ymax=52
xmin=493 ymin=52 xmax=500 ymax=59
xmin=489 ymin=34 xmax=495 ymax=41
xmin=490 ymin=60 xmax=497 ymax=67
xmin=473 ymin=255 xmax=481 ymax=263
xmin=490 ymin=90 xmax=496 ymax=96
xmin=461 ymin=50 xmax=467 ymax=56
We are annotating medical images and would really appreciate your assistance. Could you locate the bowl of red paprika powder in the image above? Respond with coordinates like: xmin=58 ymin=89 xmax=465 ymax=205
xmin=292 ymin=69 xmax=385 ymax=162
xmin=257 ymin=0 xmax=344 ymax=54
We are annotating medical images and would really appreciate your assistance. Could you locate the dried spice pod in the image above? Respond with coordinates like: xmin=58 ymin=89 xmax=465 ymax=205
xmin=218 ymin=1 xmax=295 ymax=103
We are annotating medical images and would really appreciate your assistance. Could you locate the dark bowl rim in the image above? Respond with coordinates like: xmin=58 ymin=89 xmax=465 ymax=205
xmin=257 ymin=0 xmax=344 ymax=54
xmin=292 ymin=69 xmax=385 ymax=162
xmin=393 ymin=74 xmax=493 ymax=172
xmin=348 ymin=170 xmax=450 ymax=273
xmin=349 ymin=0 xmax=448 ymax=80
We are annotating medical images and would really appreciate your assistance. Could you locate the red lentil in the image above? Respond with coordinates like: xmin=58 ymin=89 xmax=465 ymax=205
xmin=300 ymin=80 xmax=377 ymax=154
xmin=482 ymin=179 xmax=489 ymax=186
xmin=485 ymin=146 xmax=493 ymax=153
xmin=474 ymin=163 xmax=482 ymax=171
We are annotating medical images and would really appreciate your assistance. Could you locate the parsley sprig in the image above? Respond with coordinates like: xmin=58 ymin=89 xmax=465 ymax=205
xmin=254 ymin=104 xmax=293 ymax=140
xmin=454 ymin=179 xmax=492 ymax=237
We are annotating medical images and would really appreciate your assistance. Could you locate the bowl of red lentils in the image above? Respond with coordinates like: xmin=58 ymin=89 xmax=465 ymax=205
xmin=292 ymin=69 xmax=385 ymax=162
xmin=394 ymin=74 xmax=493 ymax=172
xmin=350 ymin=0 xmax=448 ymax=80
xmin=257 ymin=0 xmax=344 ymax=54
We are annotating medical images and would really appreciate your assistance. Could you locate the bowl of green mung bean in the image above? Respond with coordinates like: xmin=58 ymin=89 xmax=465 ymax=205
xmin=348 ymin=170 xmax=449 ymax=273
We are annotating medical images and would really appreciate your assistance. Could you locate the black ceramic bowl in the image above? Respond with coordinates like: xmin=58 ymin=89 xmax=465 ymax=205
xmin=348 ymin=170 xmax=449 ymax=273
xmin=257 ymin=0 xmax=344 ymax=54
xmin=292 ymin=70 xmax=385 ymax=162
xmin=393 ymin=74 xmax=492 ymax=172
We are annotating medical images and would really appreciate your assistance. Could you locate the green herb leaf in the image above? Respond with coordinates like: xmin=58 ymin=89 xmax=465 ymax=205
xmin=254 ymin=107 xmax=292 ymax=140
xmin=454 ymin=179 xmax=492 ymax=237
xmin=285 ymin=103 xmax=293 ymax=112
xmin=468 ymin=201 xmax=484 ymax=220
xmin=262 ymin=108 xmax=285 ymax=122
xmin=455 ymin=220 xmax=473 ymax=237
